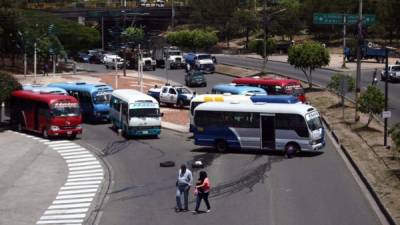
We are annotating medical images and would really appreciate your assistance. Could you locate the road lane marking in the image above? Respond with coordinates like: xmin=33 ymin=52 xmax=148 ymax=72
xmin=56 ymin=193 xmax=96 ymax=200
xmin=66 ymin=158 xmax=97 ymax=163
xmin=48 ymin=203 xmax=91 ymax=209
xmin=68 ymin=165 xmax=102 ymax=171
xmin=44 ymin=208 xmax=89 ymax=215
xmin=67 ymin=177 xmax=103 ymax=182
xmin=37 ymin=219 xmax=84 ymax=224
xmin=57 ymin=148 xmax=87 ymax=153
xmin=59 ymin=189 xmax=98 ymax=195
xmin=61 ymin=185 xmax=99 ymax=190
xmin=68 ymin=161 xmax=100 ymax=167
xmin=65 ymin=181 xmax=102 ymax=186
xmin=69 ymin=169 xmax=103 ymax=175
xmin=60 ymin=151 xmax=91 ymax=157
xmin=63 ymin=154 xmax=93 ymax=159
xmin=68 ymin=172 xmax=103 ymax=179
xmin=53 ymin=198 xmax=94 ymax=204
xmin=53 ymin=146 xmax=85 ymax=150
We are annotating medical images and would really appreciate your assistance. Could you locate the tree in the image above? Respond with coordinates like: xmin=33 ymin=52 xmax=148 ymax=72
xmin=232 ymin=9 xmax=258 ymax=48
xmin=358 ymin=85 xmax=385 ymax=127
xmin=122 ymin=26 xmax=145 ymax=45
xmin=270 ymin=0 xmax=303 ymax=41
xmin=288 ymin=42 xmax=330 ymax=89
xmin=0 ymin=72 xmax=21 ymax=122
xmin=389 ymin=123 xmax=400 ymax=158
xmin=327 ymin=73 xmax=355 ymax=105
xmin=166 ymin=29 xmax=218 ymax=50
xmin=249 ymin=38 xmax=276 ymax=60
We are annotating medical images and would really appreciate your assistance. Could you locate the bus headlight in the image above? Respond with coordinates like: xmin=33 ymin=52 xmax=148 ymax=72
xmin=76 ymin=125 xmax=82 ymax=129
xmin=309 ymin=140 xmax=317 ymax=145
xmin=50 ymin=125 xmax=60 ymax=131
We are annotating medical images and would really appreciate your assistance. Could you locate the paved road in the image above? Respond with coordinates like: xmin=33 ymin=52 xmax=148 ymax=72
xmin=216 ymin=55 xmax=400 ymax=124
xmin=78 ymin=123 xmax=382 ymax=225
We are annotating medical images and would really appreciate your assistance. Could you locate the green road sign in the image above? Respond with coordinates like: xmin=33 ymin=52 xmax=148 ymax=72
xmin=313 ymin=13 xmax=376 ymax=26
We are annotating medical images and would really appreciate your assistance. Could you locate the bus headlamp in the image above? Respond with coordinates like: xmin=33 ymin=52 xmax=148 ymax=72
xmin=50 ymin=125 xmax=60 ymax=131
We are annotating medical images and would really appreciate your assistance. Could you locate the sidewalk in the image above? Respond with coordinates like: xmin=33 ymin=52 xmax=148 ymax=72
xmin=0 ymin=130 xmax=67 ymax=225
xmin=235 ymin=53 xmax=398 ymax=72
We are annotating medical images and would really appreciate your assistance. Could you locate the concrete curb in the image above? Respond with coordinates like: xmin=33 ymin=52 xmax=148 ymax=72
xmin=321 ymin=117 xmax=397 ymax=225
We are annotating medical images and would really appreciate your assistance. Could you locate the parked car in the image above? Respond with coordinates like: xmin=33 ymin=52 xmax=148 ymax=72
xmin=185 ymin=70 xmax=207 ymax=87
xmin=381 ymin=64 xmax=400 ymax=81
xmin=103 ymin=54 xmax=124 ymax=69
xmin=74 ymin=52 xmax=90 ymax=63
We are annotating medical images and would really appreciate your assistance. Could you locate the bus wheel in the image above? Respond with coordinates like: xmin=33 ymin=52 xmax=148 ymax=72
xmin=215 ymin=140 xmax=227 ymax=153
xmin=285 ymin=143 xmax=299 ymax=158
xmin=17 ymin=123 xmax=23 ymax=132
xmin=42 ymin=129 xmax=49 ymax=139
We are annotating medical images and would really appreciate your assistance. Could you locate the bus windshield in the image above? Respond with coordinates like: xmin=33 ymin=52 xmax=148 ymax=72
xmin=177 ymin=87 xmax=191 ymax=94
xmin=93 ymin=91 xmax=112 ymax=104
xmin=129 ymin=108 xmax=160 ymax=118
xmin=51 ymin=103 xmax=80 ymax=117
xmin=305 ymin=112 xmax=323 ymax=131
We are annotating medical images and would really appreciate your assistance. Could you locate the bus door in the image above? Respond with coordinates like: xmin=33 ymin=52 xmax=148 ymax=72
xmin=260 ymin=114 xmax=275 ymax=150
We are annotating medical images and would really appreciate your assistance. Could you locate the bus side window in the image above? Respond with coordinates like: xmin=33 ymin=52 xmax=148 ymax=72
xmin=121 ymin=103 xmax=128 ymax=122
xmin=79 ymin=92 xmax=92 ymax=104
xmin=38 ymin=103 xmax=49 ymax=118
xmin=111 ymin=97 xmax=120 ymax=112
xmin=276 ymin=114 xmax=309 ymax=137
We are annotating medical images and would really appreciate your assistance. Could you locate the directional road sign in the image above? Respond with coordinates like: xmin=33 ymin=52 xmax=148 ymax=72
xmin=313 ymin=13 xmax=376 ymax=26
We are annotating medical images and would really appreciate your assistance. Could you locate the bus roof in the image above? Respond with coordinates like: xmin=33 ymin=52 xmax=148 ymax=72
xmin=191 ymin=94 xmax=251 ymax=103
xmin=195 ymin=101 xmax=315 ymax=116
xmin=23 ymin=84 xmax=68 ymax=95
xmin=212 ymin=84 xmax=267 ymax=95
xmin=12 ymin=90 xmax=78 ymax=105
xmin=233 ymin=77 xmax=302 ymax=86
xmin=112 ymin=89 xmax=158 ymax=104
xmin=48 ymin=82 xmax=113 ymax=93
xmin=250 ymin=95 xmax=299 ymax=104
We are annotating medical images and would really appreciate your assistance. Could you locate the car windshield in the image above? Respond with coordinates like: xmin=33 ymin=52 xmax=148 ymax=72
xmin=129 ymin=108 xmax=160 ymax=117
xmin=191 ymin=72 xmax=204 ymax=78
xmin=285 ymin=85 xmax=304 ymax=95
xmin=169 ymin=51 xmax=181 ymax=56
xmin=93 ymin=91 xmax=112 ymax=104
xmin=392 ymin=66 xmax=400 ymax=71
xmin=51 ymin=103 xmax=80 ymax=117
xmin=305 ymin=112 xmax=323 ymax=131
xmin=177 ymin=87 xmax=191 ymax=94
xmin=197 ymin=54 xmax=211 ymax=60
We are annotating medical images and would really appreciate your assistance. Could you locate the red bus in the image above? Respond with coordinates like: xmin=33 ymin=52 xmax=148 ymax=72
xmin=8 ymin=90 xmax=83 ymax=139
xmin=232 ymin=77 xmax=306 ymax=102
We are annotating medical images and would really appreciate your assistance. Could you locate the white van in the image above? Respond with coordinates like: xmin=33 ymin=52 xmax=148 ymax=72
xmin=103 ymin=54 xmax=124 ymax=69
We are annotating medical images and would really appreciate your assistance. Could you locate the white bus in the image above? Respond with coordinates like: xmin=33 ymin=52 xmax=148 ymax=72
xmin=192 ymin=101 xmax=325 ymax=157
xmin=110 ymin=89 xmax=162 ymax=137
xmin=189 ymin=94 xmax=300 ymax=132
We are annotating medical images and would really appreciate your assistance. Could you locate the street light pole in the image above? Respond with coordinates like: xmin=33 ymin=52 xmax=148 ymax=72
xmin=34 ymin=41 xmax=37 ymax=84
xmin=384 ymin=47 xmax=389 ymax=146
xmin=355 ymin=0 xmax=363 ymax=122
xmin=342 ymin=15 xmax=347 ymax=68
xmin=171 ymin=0 xmax=175 ymax=30
xmin=262 ymin=0 xmax=267 ymax=74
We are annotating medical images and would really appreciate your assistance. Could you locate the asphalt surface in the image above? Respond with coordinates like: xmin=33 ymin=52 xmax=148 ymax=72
xmin=78 ymin=123 xmax=382 ymax=225
xmin=76 ymin=62 xmax=385 ymax=225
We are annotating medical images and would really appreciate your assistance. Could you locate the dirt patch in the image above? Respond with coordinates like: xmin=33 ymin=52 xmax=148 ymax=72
xmin=215 ymin=64 xmax=259 ymax=78
xmin=307 ymin=88 xmax=400 ymax=224
xmin=160 ymin=107 xmax=190 ymax=126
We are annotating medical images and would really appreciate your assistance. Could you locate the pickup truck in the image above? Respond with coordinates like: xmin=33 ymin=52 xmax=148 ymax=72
xmin=381 ymin=64 xmax=400 ymax=81
xmin=147 ymin=84 xmax=194 ymax=108
xmin=184 ymin=53 xmax=215 ymax=74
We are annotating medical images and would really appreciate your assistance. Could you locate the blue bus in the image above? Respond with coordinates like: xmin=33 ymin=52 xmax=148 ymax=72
xmin=22 ymin=84 xmax=68 ymax=95
xmin=211 ymin=84 xmax=267 ymax=95
xmin=193 ymin=101 xmax=325 ymax=157
xmin=48 ymin=82 xmax=113 ymax=122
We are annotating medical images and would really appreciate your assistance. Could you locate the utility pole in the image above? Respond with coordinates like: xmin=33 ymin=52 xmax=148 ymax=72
xmin=384 ymin=47 xmax=389 ymax=146
xmin=171 ymin=0 xmax=175 ymax=30
xmin=262 ymin=0 xmax=267 ymax=74
xmin=101 ymin=15 xmax=104 ymax=51
xmin=355 ymin=0 xmax=363 ymax=122
xmin=342 ymin=15 xmax=347 ymax=68
xmin=34 ymin=41 xmax=37 ymax=84
xmin=122 ymin=11 xmax=127 ymax=77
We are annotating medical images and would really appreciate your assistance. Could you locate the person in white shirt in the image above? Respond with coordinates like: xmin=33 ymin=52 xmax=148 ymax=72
xmin=175 ymin=164 xmax=193 ymax=212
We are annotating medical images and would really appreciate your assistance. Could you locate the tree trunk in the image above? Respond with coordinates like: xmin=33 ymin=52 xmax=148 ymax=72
xmin=309 ymin=68 xmax=313 ymax=89
xmin=366 ymin=113 xmax=373 ymax=127
xmin=245 ymin=27 xmax=249 ymax=49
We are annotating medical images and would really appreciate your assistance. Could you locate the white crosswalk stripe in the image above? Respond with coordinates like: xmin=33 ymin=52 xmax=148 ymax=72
xmin=57 ymin=148 xmax=87 ymax=153
xmin=69 ymin=169 xmax=103 ymax=175
xmin=68 ymin=161 xmax=100 ymax=167
xmin=59 ymin=188 xmax=98 ymax=195
xmin=69 ymin=165 xmax=102 ymax=171
xmin=56 ymin=193 xmax=96 ymax=200
xmin=63 ymin=154 xmax=93 ymax=159
xmin=65 ymin=180 xmax=102 ymax=186
xmin=67 ymin=177 xmax=103 ymax=182
xmin=53 ymin=198 xmax=94 ymax=204
xmin=68 ymin=172 xmax=103 ymax=179
xmin=44 ymin=208 xmax=89 ymax=215
xmin=53 ymin=145 xmax=84 ymax=150
xmin=60 ymin=151 xmax=91 ymax=157
xmin=48 ymin=203 xmax=91 ymax=209
xmin=66 ymin=157 xmax=97 ymax=163
xmin=37 ymin=219 xmax=84 ymax=224
xmin=60 ymin=185 xmax=99 ymax=190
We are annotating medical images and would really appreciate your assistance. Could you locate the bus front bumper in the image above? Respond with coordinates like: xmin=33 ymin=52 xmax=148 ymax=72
xmin=48 ymin=128 xmax=83 ymax=137
xmin=127 ymin=126 xmax=161 ymax=136
xmin=311 ymin=140 xmax=325 ymax=151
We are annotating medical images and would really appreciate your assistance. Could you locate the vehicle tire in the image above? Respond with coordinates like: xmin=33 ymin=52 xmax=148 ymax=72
xmin=202 ymin=83 xmax=207 ymax=87
xmin=105 ymin=65 xmax=109 ymax=69
xmin=284 ymin=143 xmax=300 ymax=158
xmin=160 ymin=161 xmax=175 ymax=167
xmin=177 ymin=99 xmax=184 ymax=109
xmin=152 ymin=66 xmax=156 ymax=71
xmin=215 ymin=140 xmax=228 ymax=153
xmin=42 ymin=129 xmax=49 ymax=139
